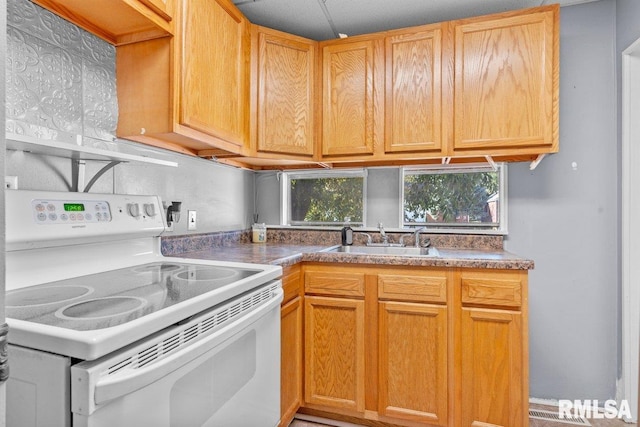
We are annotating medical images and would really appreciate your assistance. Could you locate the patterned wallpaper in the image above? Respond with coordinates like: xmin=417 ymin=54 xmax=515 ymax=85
xmin=6 ymin=0 xmax=118 ymax=146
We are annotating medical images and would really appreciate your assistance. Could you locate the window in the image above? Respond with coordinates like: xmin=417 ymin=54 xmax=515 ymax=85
xmin=282 ymin=170 xmax=366 ymax=226
xmin=402 ymin=164 xmax=507 ymax=233
xmin=276 ymin=165 xmax=506 ymax=234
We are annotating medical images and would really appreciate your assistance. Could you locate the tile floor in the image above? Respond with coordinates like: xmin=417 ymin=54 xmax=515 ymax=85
xmin=289 ymin=404 xmax=638 ymax=427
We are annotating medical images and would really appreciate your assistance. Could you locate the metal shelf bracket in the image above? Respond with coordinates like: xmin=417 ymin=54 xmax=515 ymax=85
xmin=529 ymin=154 xmax=547 ymax=170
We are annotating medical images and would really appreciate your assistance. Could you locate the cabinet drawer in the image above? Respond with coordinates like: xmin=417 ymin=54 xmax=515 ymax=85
xmin=282 ymin=265 xmax=302 ymax=305
xmin=304 ymin=270 xmax=366 ymax=297
xmin=461 ymin=272 xmax=524 ymax=308
xmin=378 ymin=273 xmax=447 ymax=304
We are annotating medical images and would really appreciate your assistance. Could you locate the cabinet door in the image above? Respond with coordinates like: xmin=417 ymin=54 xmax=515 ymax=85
xmin=321 ymin=40 xmax=381 ymax=157
xmin=179 ymin=0 xmax=248 ymax=146
xmin=378 ymin=301 xmax=448 ymax=425
xmin=385 ymin=28 xmax=443 ymax=154
xmin=304 ymin=296 xmax=365 ymax=412
xmin=461 ymin=308 xmax=524 ymax=427
xmin=453 ymin=7 xmax=558 ymax=155
xmin=280 ymin=296 xmax=303 ymax=427
xmin=257 ymin=30 xmax=315 ymax=157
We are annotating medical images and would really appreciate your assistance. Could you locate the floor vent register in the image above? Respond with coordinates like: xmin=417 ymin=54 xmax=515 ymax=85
xmin=529 ymin=408 xmax=591 ymax=426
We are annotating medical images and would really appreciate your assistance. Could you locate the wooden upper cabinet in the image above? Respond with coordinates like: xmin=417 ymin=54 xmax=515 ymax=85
xmin=452 ymin=5 xmax=559 ymax=156
xmin=179 ymin=0 xmax=249 ymax=148
xmin=114 ymin=3 xmax=558 ymax=165
xmin=320 ymin=38 xmax=384 ymax=158
xmin=116 ymin=0 xmax=250 ymax=157
xmin=385 ymin=26 xmax=444 ymax=154
xmin=32 ymin=0 xmax=173 ymax=45
xmin=253 ymin=27 xmax=316 ymax=158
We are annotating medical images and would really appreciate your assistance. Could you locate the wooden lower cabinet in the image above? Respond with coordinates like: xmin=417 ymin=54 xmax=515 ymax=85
xmin=460 ymin=308 xmax=524 ymax=427
xmin=458 ymin=269 xmax=529 ymax=427
xmin=280 ymin=265 xmax=303 ymax=427
xmin=299 ymin=264 xmax=528 ymax=427
xmin=280 ymin=296 xmax=303 ymax=426
xmin=378 ymin=301 xmax=448 ymax=426
xmin=304 ymin=295 xmax=366 ymax=412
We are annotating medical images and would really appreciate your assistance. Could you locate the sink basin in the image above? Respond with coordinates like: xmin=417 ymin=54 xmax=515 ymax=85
xmin=326 ymin=245 xmax=439 ymax=257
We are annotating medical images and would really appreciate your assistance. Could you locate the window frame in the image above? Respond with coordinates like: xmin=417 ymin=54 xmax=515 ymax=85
xmin=400 ymin=163 xmax=508 ymax=235
xmin=280 ymin=169 xmax=368 ymax=227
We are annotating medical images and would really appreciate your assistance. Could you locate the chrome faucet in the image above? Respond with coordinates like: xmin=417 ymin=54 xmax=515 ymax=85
xmin=358 ymin=232 xmax=373 ymax=246
xmin=413 ymin=227 xmax=427 ymax=248
xmin=378 ymin=222 xmax=388 ymax=245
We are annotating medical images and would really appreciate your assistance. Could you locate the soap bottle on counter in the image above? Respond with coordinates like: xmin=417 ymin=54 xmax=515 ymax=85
xmin=341 ymin=217 xmax=353 ymax=246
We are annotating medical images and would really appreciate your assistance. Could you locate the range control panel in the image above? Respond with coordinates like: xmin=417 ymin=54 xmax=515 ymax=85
xmin=6 ymin=190 xmax=166 ymax=251
xmin=32 ymin=199 xmax=112 ymax=224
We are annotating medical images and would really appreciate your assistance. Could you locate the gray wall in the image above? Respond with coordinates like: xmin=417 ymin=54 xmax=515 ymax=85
xmin=505 ymin=0 xmax=618 ymax=401
xmin=5 ymin=0 xmax=255 ymax=235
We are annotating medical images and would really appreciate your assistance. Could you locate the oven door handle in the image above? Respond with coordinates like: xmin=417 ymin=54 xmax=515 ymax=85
xmin=89 ymin=289 xmax=282 ymax=409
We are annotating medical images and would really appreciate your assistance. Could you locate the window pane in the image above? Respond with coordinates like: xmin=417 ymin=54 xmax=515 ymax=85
xmin=290 ymin=176 xmax=364 ymax=225
xmin=403 ymin=169 xmax=500 ymax=228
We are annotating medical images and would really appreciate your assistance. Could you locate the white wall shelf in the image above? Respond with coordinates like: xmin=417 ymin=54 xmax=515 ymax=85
xmin=6 ymin=133 xmax=178 ymax=167
xmin=6 ymin=133 xmax=178 ymax=192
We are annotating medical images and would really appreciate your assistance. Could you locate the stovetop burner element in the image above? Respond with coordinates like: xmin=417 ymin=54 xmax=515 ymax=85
xmin=56 ymin=296 xmax=148 ymax=320
xmin=7 ymin=285 xmax=93 ymax=308
xmin=132 ymin=264 xmax=183 ymax=274
xmin=174 ymin=266 xmax=240 ymax=282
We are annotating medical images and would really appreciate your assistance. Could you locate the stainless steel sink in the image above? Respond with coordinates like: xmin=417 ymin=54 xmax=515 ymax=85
xmin=326 ymin=245 xmax=439 ymax=257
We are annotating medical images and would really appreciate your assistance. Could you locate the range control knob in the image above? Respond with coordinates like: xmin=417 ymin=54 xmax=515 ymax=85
xmin=127 ymin=203 xmax=141 ymax=218
xmin=144 ymin=203 xmax=156 ymax=217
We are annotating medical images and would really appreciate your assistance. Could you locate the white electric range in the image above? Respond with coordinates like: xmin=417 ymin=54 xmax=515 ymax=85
xmin=5 ymin=190 xmax=283 ymax=427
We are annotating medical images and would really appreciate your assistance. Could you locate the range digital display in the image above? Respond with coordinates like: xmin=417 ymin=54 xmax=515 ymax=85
xmin=63 ymin=203 xmax=85 ymax=212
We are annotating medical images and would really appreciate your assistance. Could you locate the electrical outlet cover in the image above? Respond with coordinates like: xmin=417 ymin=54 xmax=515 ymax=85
xmin=5 ymin=176 xmax=18 ymax=189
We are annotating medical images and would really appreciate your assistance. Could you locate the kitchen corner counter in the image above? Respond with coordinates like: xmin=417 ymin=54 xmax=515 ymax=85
xmin=170 ymin=243 xmax=329 ymax=267
xmin=303 ymin=246 xmax=534 ymax=270
xmin=170 ymin=243 xmax=534 ymax=270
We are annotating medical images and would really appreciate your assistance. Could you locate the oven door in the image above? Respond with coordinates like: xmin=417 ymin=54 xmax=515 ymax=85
xmin=71 ymin=285 xmax=283 ymax=427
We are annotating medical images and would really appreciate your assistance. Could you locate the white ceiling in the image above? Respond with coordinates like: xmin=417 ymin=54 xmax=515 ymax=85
xmin=232 ymin=0 xmax=599 ymax=41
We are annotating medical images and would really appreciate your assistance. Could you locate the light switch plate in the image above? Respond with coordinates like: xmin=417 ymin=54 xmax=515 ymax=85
xmin=188 ymin=210 xmax=197 ymax=230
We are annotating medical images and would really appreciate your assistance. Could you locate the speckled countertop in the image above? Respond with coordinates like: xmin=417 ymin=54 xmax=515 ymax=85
xmin=171 ymin=243 xmax=534 ymax=270
xmin=173 ymin=244 xmax=328 ymax=267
